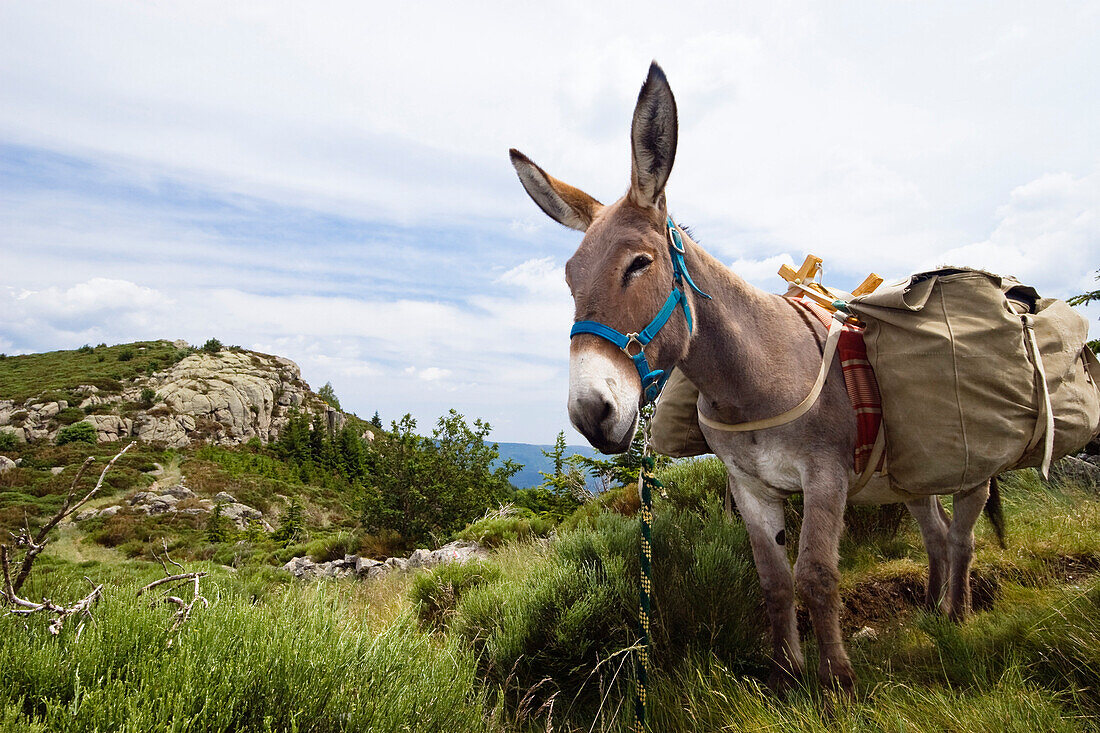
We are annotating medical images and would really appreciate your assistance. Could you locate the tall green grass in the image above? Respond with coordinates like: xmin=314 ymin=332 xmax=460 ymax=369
xmin=0 ymin=576 xmax=491 ymax=733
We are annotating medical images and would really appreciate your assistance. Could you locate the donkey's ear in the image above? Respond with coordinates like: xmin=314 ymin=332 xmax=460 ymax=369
xmin=509 ymin=149 xmax=603 ymax=232
xmin=629 ymin=62 xmax=678 ymax=208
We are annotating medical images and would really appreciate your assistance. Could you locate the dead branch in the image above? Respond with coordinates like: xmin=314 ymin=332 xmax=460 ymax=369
xmin=6 ymin=442 xmax=133 ymax=595
xmin=6 ymin=576 xmax=103 ymax=635
xmin=136 ymin=572 xmax=208 ymax=597
xmin=138 ymin=540 xmax=209 ymax=641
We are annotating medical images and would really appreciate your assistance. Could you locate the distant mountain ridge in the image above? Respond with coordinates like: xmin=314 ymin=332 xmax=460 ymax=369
xmin=492 ymin=441 xmax=601 ymax=489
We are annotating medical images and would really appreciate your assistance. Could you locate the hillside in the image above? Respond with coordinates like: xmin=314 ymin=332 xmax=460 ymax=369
xmin=493 ymin=441 xmax=600 ymax=488
xmin=0 ymin=340 xmax=341 ymax=448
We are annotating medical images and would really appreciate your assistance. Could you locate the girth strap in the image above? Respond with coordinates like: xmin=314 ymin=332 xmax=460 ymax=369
xmin=697 ymin=316 xmax=844 ymax=432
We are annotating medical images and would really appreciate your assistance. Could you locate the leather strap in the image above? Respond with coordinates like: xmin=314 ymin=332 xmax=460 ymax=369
xmin=1022 ymin=315 xmax=1055 ymax=477
xmin=849 ymin=424 xmax=886 ymax=497
xmin=697 ymin=316 xmax=844 ymax=432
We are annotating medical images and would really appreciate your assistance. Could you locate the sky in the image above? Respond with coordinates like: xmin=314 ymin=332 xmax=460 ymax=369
xmin=1 ymin=1 xmax=1098 ymax=444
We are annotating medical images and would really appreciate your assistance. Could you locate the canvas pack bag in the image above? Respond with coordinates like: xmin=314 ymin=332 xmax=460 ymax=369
xmin=650 ymin=368 xmax=709 ymax=458
xmin=848 ymin=268 xmax=1100 ymax=495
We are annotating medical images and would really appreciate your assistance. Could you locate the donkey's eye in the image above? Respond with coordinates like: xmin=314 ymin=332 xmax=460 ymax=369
xmin=623 ymin=255 xmax=653 ymax=283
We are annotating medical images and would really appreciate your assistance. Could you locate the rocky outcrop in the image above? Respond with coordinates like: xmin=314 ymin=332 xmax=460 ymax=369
xmin=75 ymin=482 xmax=272 ymax=530
xmin=282 ymin=540 xmax=489 ymax=581
xmin=0 ymin=344 xmax=344 ymax=448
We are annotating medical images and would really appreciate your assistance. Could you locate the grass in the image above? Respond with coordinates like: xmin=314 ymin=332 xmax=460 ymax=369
xmin=0 ymin=571 xmax=492 ymax=733
xmin=3 ymin=433 xmax=1100 ymax=731
xmin=0 ymin=340 xmax=190 ymax=403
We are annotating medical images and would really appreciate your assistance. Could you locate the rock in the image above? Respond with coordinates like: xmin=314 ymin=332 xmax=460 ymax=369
xmin=74 ymin=509 xmax=99 ymax=522
xmin=0 ymin=456 xmax=16 ymax=474
xmin=283 ymin=556 xmax=318 ymax=579
xmin=172 ymin=339 xmax=189 ymax=349
xmin=50 ymin=466 xmax=65 ymax=475
xmin=83 ymin=415 xmax=133 ymax=443
xmin=146 ymin=498 xmax=177 ymax=515
xmin=1050 ymin=456 xmax=1100 ymax=487
xmin=213 ymin=491 xmax=237 ymax=504
xmin=219 ymin=502 xmax=263 ymax=530
xmin=385 ymin=557 xmax=409 ymax=571
xmin=428 ymin=540 xmax=489 ymax=566
xmin=366 ymin=564 xmax=390 ymax=579
xmin=161 ymin=485 xmax=196 ymax=500
xmin=178 ymin=508 xmax=206 ymax=516
xmin=0 ymin=426 xmax=25 ymax=444
xmin=99 ymin=505 xmax=121 ymax=518
xmin=130 ymin=491 xmax=156 ymax=505
xmin=407 ymin=549 xmax=433 ymax=569
xmin=355 ymin=556 xmax=383 ymax=575
xmin=852 ymin=626 xmax=878 ymax=642
xmin=36 ymin=402 xmax=60 ymax=419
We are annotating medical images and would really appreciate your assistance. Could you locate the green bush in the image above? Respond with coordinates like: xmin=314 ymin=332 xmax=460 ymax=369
xmin=306 ymin=531 xmax=358 ymax=562
xmin=55 ymin=406 xmax=85 ymax=426
xmin=202 ymin=338 xmax=224 ymax=354
xmin=452 ymin=500 xmax=765 ymax=708
xmin=410 ymin=560 xmax=502 ymax=629
xmin=139 ymin=387 xmax=158 ymax=408
xmin=0 ymin=432 xmax=16 ymax=451
xmin=117 ymin=348 xmax=134 ymax=362
xmin=658 ymin=456 xmax=728 ymax=514
xmin=56 ymin=422 xmax=97 ymax=446
xmin=456 ymin=507 xmax=554 ymax=548
xmin=77 ymin=344 xmax=94 ymax=354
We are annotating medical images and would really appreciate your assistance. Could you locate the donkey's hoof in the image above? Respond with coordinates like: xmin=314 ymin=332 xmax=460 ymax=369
xmin=818 ymin=663 xmax=856 ymax=697
xmin=767 ymin=665 xmax=803 ymax=697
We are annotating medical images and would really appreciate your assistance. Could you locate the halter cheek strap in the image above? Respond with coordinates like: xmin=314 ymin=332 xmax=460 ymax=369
xmin=569 ymin=217 xmax=711 ymax=404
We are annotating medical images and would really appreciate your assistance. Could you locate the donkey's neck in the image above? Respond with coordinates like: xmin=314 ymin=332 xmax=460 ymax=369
xmin=674 ymin=239 xmax=827 ymax=425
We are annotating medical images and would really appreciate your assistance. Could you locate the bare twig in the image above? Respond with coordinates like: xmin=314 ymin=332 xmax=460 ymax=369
xmin=7 ymin=443 xmax=133 ymax=595
xmin=6 ymin=579 xmax=103 ymax=635
xmin=139 ymin=540 xmax=209 ymax=641
xmin=136 ymin=572 xmax=208 ymax=597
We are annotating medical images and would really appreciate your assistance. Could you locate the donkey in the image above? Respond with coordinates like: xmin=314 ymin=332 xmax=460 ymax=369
xmin=509 ymin=62 xmax=994 ymax=693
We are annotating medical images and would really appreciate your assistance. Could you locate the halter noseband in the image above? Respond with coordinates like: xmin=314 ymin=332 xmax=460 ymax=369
xmin=569 ymin=217 xmax=711 ymax=404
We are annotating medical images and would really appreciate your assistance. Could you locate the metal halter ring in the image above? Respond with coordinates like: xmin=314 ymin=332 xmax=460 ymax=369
xmin=667 ymin=220 xmax=686 ymax=253
xmin=623 ymin=333 xmax=644 ymax=357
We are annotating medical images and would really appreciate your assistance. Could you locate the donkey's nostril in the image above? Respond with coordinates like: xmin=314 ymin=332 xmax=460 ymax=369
xmin=578 ymin=391 xmax=612 ymax=426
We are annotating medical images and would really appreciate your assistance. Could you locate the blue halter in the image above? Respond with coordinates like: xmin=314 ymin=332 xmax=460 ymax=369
xmin=569 ymin=217 xmax=712 ymax=404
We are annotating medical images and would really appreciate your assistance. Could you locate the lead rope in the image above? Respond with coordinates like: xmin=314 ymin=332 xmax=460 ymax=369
xmin=635 ymin=405 xmax=658 ymax=732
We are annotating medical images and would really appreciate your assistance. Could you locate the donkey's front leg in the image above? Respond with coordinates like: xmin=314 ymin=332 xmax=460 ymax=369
xmin=794 ymin=466 xmax=854 ymax=693
xmin=946 ymin=480 xmax=990 ymax=621
xmin=726 ymin=477 xmax=804 ymax=692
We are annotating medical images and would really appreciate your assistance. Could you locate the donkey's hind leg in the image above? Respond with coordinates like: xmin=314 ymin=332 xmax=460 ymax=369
xmin=794 ymin=465 xmax=855 ymax=693
xmin=726 ymin=476 xmax=804 ymax=692
xmin=905 ymin=496 xmax=950 ymax=612
xmin=946 ymin=480 xmax=991 ymax=621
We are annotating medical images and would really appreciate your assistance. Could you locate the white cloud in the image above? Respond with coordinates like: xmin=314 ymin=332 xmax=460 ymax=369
xmin=1 ymin=2 xmax=1098 ymax=441
xmin=417 ymin=367 xmax=451 ymax=382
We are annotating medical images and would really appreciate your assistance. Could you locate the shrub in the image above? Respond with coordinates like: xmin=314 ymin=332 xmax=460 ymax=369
xmin=318 ymin=382 xmax=341 ymax=410
xmin=307 ymin=531 xmax=359 ymax=563
xmin=0 ymin=432 xmax=16 ymax=451
xmin=77 ymin=344 xmax=94 ymax=354
xmin=117 ymin=348 xmax=134 ymax=362
xmin=558 ymin=484 xmax=639 ymax=531
xmin=457 ymin=506 xmax=554 ymax=548
xmin=453 ymin=500 xmax=765 ymax=708
xmin=658 ymin=456 xmax=728 ymax=514
xmin=139 ymin=387 xmax=158 ymax=408
xmin=272 ymin=499 xmax=305 ymax=546
xmin=202 ymin=338 xmax=224 ymax=354
xmin=410 ymin=560 xmax=502 ymax=629
xmin=206 ymin=504 xmax=231 ymax=543
xmin=55 ymin=406 xmax=85 ymax=426
xmin=56 ymin=421 xmax=97 ymax=446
